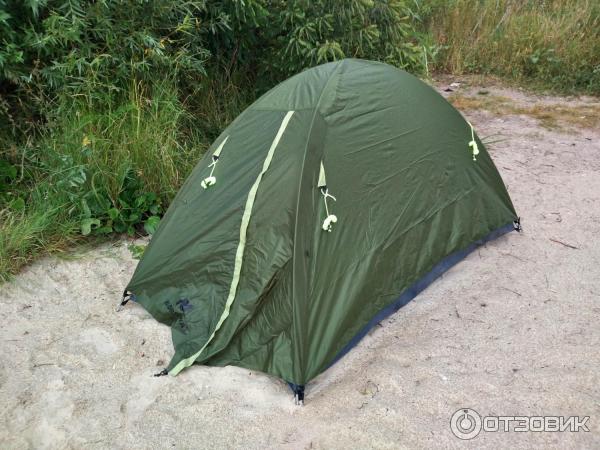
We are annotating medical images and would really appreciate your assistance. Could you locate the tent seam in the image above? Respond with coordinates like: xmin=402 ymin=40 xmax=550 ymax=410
xmin=289 ymin=60 xmax=345 ymax=384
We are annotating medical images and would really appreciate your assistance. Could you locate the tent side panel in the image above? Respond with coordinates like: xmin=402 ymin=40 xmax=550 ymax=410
xmin=303 ymin=62 xmax=518 ymax=382
xmin=197 ymin=109 xmax=319 ymax=384
xmin=128 ymin=110 xmax=297 ymax=374
xmin=328 ymin=222 xmax=515 ymax=368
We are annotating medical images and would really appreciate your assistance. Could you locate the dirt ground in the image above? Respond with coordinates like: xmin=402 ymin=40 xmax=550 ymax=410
xmin=1 ymin=83 xmax=599 ymax=449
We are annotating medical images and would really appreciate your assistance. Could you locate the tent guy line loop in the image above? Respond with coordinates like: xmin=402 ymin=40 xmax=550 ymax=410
xmin=201 ymin=159 xmax=217 ymax=188
xmin=321 ymin=188 xmax=338 ymax=232
xmin=320 ymin=188 xmax=337 ymax=203
xmin=318 ymin=162 xmax=338 ymax=232
xmin=467 ymin=121 xmax=480 ymax=161
xmin=201 ymin=136 xmax=229 ymax=189
xmin=116 ymin=289 xmax=135 ymax=312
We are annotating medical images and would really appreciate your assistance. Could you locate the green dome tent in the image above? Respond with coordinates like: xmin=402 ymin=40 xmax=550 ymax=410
xmin=122 ymin=59 xmax=519 ymax=402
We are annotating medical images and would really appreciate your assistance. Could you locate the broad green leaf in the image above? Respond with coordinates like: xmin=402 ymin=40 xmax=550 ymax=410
xmin=81 ymin=218 xmax=100 ymax=236
xmin=144 ymin=215 xmax=160 ymax=234
xmin=0 ymin=160 xmax=17 ymax=180
xmin=10 ymin=197 xmax=25 ymax=211
xmin=81 ymin=199 xmax=91 ymax=218
xmin=95 ymin=225 xmax=114 ymax=234
xmin=107 ymin=208 xmax=119 ymax=220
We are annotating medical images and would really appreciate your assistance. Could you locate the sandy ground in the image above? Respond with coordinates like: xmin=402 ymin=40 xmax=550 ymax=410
xmin=1 ymin=84 xmax=599 ymax=449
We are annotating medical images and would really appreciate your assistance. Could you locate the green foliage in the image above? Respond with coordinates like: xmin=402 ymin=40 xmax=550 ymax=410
xmin=0 ymin=0 xmax=222 ymax=139
xmin=31 ymin=79 xmax=195 ymax=238
xmin=424 ymin=0 xmax=600 ymax=94
xmin=0 ymin=187 xmax=79 ymax=282
xmin=128 ymin=243 xmax=147 ymax=260
xmin=0 ymin=159 xmax=17 ymax=193
xmin=79 ymin=173 xmax=162 ymax=237
xmin=258 ymin=0 xmax=430 ymax=77
xmin=1 ymin=0 xmax=430 ymax=134
xmin=0 ymin=156 xmax=28 ymax=213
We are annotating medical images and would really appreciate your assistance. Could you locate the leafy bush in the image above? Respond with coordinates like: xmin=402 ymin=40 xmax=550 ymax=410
xmin=1 ymin=1 xmax=430 ymax=129
xmin=253 ymin=0 xmax=430 ymax=78
xmin=1 ymin=1 xmax=219 ymax=143
xmin=79 ymin=174 xmax=162 ymax=237
xmin=36 ymin=80 xmax=196 ymax=235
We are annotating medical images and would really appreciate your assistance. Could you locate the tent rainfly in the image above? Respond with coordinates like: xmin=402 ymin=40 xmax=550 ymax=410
xmin=121 ymin=59 xmax=519 ymax=404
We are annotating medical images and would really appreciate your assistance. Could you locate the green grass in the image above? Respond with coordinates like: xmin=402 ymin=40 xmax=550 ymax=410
xmin=0 ymin=76 xmax=250 ymax=281
xmin=448 ymin=93 xmax=600 ymax=130
xmin=0 ymin=192 xmax=77 ymax=281
xmin=51 ymin=80 xmax=197 ymax=200
xmin=426 ymin=0 xmax=600 ymax=94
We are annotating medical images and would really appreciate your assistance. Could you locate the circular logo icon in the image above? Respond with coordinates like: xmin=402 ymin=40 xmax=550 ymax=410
xmin=450 ymin=408 xmax=482 ymax=440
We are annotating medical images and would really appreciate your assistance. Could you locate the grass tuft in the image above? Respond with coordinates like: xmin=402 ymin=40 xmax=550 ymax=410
xmin=449 ymin=93 xmax=600 ymax=130
xmin=427 ymin=0 xmax=600 ymax=94
xmin=0 ymin=76 xmax=249 ymax=280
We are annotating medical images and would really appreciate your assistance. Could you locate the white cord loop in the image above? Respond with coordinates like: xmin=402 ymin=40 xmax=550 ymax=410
xmin=467 ymin=121 xmax=480 ymax=161
xmin=201 ymin=136 xmax=229 ymax=189
xmin=318 ymin=161 xmax=338 ymax=232
xmin=201 ymin=157 xmax=218 ymax=189
xmin=321 ymin=188 xmax=337 ymax=232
